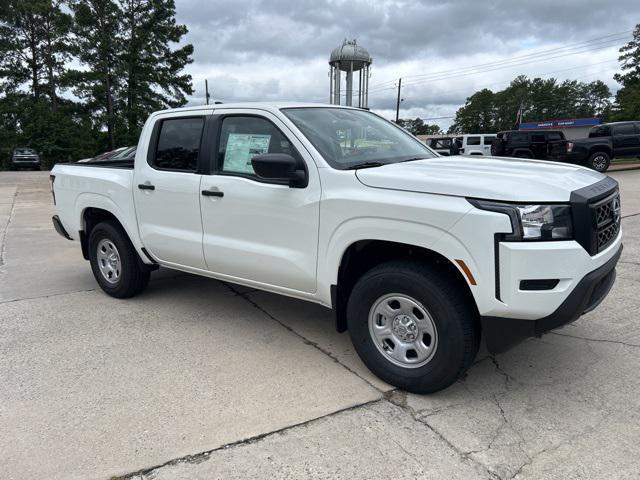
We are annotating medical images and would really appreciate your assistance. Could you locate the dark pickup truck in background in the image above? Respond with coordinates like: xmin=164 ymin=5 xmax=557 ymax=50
xmin=566 ymin=121 xmax=640 ymax=172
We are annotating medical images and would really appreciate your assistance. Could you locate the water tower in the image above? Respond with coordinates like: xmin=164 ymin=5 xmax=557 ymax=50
xmin=329 ymin=39 xmax=372 ymax=108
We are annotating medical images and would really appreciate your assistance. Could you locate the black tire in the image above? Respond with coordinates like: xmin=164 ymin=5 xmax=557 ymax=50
xmin=490 ymin=139 xmax=504 ymax=156
xmin=88 ymin=221 xmax=150 ymax=298
xmin=586 ymin=151 xmax=610 ymax=172
xmin=346 ymin=260 xmax=480 ymax=394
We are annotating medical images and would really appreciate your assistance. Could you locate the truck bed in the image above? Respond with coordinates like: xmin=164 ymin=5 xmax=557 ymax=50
xmin=67 ymin=159 xmax=135 ymax=169
xmin=51 ymin=162 xmax=138 ymax=244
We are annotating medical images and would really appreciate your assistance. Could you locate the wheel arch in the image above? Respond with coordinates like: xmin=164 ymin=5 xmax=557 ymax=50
xmin=75 ymin=194 xmax=149 ymax=264
xmin=331 ymin=239 xmax=478 ymax=333
xmin=588 ymin=145 xmax=612 ymax=157
xmin=511 ymin=148 xmax=534 ymax=158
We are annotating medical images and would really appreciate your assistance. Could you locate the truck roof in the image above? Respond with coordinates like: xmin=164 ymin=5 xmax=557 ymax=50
xmin=152 ymin=102 xmax=358 ymax=116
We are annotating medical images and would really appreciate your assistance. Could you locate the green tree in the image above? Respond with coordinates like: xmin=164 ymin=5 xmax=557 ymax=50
xmin=450 ymin=76 xmax=611 ymax=134
xmin=397 ymin=118 xmax=443 ymax=135
xmin=613 ymin=24 xmax=640 ymax=120
xmin=69 ymin=0 xmax=124 ymax=150
xmin=449 ymin=88 xmax=496 ymax=133
xmin=119 ymin=0 xmax=194 ymax=143
xmin=0 ymin=0 xmax=75 ymax=166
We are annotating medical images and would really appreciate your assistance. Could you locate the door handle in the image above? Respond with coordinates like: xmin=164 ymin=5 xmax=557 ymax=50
xmin=138 ymin=183 xmax=155 ymax=190
xmin=202 ymin=189 xmax=224 ymax=197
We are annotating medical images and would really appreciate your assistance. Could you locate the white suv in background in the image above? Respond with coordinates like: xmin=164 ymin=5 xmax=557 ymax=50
xmin=458 ymin=134 xmax=497 ymax=156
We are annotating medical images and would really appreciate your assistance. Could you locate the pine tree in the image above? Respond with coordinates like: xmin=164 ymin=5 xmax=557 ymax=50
xmin=119 ymin=0 xmax=194 ymax=142
xmin=68 ymin=0 xmax=124 ymax=150
xmin=613 ymin=24 xmax=640 ymax=120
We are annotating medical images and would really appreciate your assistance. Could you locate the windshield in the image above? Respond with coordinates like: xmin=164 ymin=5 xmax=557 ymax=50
xmin=15 ymin=148 xmax=35 ymax=155
xmin=282 ymin=107 xmax=436 ymax=169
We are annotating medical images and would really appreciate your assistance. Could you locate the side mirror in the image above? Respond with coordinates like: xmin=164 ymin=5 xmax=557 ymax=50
xmin=251 ymin=153 xmax=307 ymax=188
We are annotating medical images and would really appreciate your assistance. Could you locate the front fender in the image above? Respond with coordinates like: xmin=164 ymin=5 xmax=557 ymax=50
xmin=319 ymin=212 xmax=475 ymax=306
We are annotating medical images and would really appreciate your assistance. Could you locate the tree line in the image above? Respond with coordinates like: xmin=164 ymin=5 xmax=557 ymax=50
xmin=398 ymin=23 xmax=640 ymax=136
xmin=0 ymin=0 xmax=193 ymax=168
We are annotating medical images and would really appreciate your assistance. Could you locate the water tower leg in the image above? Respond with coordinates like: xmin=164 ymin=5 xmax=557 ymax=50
xmin=346 ymin=61 xmax=353 ymax=107
xmin=334 ymin=69 xmax=341 ymax=105
xmin=329 ymin=67 xmax=333 ymax=104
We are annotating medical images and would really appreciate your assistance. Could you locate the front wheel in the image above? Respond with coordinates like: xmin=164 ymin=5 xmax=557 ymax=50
xmin=88 ymin=221 xmax=150 ymax=298
xmin=347 ymin=260 xmax=480 ymax=394
xmin=586 ymin=151 xmax=610 ymax=172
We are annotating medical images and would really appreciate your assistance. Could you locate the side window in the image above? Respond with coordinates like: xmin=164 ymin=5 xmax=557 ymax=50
xmin=510 ymin=132 xmax=527 ymax=142
xmin=530 ymin=134 xmax=546 ymax=143
xmin=589 ymin=126 xmax=611 ymax=138
xmin=217 ymin=116 xmax=298 ymax=177
xmin=547 ymin=132 xmax=562 ymax=141
xmin=613 ymin=124 xmax=636 ymax=136
xmin=483 ymin=136 xmax=496 ymax=145
xmin=153 ymin=117 xmax=204 ymax=171
xmin=466 ymin=136 xmax=481 ymax=145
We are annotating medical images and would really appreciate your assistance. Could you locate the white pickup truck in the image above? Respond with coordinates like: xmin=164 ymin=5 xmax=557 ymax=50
xmin=51 ymin=103 xmax=622 ymax=393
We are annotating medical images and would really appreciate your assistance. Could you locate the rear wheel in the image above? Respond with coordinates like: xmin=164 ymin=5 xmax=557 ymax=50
xmin=88 ymin=221 xmax=150 ymax=298
xmin=586 ymin=151 xmax=610 ymax=172
xmin=346 ymin=260 xmax=480 ymax=394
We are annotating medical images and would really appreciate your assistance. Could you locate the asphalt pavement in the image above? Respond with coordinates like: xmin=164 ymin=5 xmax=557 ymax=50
xmin=1 ymin=169 xmax=639 ymax=480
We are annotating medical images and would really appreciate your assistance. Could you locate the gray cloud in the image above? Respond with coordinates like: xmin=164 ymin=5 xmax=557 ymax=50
xmin=175 ymin=0 xmax=640 ymax=127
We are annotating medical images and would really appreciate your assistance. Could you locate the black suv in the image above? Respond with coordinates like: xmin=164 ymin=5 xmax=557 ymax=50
xmin=10 ymin=148 xmax=41 ymax=170
xmin=566 ymin=121 xmax=640 ymax=172
xmin=491 ymin=130 xmax=567 ymax=161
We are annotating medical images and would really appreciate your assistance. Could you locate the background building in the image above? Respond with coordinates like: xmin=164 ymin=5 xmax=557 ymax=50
xmin=519 ymin=117 xmax=601 ymax=139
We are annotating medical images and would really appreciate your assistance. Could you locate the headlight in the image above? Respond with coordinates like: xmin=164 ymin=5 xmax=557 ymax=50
xmin=469 ymin=200 xmax=573 ymax=240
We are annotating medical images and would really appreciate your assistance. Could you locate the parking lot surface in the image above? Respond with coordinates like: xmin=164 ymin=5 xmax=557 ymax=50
xmin=1 ymin=169 xmax=639 ymax=480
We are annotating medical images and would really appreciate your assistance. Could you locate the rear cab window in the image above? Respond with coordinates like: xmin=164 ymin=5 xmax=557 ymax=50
xmin=466 ymin=136 xmax=481 ymax=146
xmin=151 ymin=117 xmax=204 ymax=171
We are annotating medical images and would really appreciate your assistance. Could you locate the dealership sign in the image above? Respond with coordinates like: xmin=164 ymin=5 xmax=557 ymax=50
xmin=519 ymin=117 xmax=601 ymax=130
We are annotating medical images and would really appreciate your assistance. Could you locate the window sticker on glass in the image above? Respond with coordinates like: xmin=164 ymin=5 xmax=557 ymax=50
xmin=223 ymin=133 xmax=271 ymax=173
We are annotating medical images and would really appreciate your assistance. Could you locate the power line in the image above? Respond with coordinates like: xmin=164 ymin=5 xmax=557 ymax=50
xmin=366 ymin=38 xmax=628 ymax=96
xmin=367 ymin=30 xmax=632 ymax=90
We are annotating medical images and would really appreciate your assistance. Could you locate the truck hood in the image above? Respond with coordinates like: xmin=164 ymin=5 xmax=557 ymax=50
xmin=355 ymin=156 xmax=605 ymax=202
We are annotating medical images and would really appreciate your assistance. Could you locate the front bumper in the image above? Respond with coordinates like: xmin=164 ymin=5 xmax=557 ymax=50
xmin=482 ymin=243 xmax=622 ymax=353
xmin=12 ymin=159 xmax=40 ymax=167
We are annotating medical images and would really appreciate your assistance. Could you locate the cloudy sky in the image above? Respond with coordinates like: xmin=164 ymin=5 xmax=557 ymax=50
xmin=175 ymin=0 xmax=640 ymax=130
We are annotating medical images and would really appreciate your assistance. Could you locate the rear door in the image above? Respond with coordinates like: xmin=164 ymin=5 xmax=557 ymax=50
xmin=546 ymin=131 xmax=567 ymax=160
xmin=133 ymin=111 xmax=209 ymax=269
xmin=482 ymin=135 xmax=496 ymax=155
xmin=464 ymin=136 xmax=482 ymax=155
xmin=199 ymin=110 xmax=321 ymax=293
xmin=529 ymin=133 xmax=547 ymax=158
xmin=612 ymin=123 xmax=640 ymax=156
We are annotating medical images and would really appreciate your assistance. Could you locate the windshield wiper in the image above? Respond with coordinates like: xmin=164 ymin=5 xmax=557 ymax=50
xmin=344 ymin=161 xmax=387 ymax=170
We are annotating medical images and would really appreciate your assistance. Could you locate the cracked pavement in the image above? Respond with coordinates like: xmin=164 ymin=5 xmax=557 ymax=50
xmin=1 ymin=169 xmax=639 ymax=480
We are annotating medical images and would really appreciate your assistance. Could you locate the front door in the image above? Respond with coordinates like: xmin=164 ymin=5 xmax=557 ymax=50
xmin=134 ymin=113 xmax=208 ymax=269
xmin=200 ymin=111 xmax=321 ymax=293
xmin=612 ymin=123 xmax=640 ymax=156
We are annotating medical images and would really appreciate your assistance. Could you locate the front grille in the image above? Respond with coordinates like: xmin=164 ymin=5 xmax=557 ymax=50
xmin=570 ymin=177 xmax=620 ymax=256
xmin=592 ymin=193 xmax=621 ymax=253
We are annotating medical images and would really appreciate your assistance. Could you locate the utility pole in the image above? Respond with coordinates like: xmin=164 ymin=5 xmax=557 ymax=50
xmin=395 ymin=78 xmax=402 ymax=123
xmin=205 ymin=79 xmax=211 ymax=105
